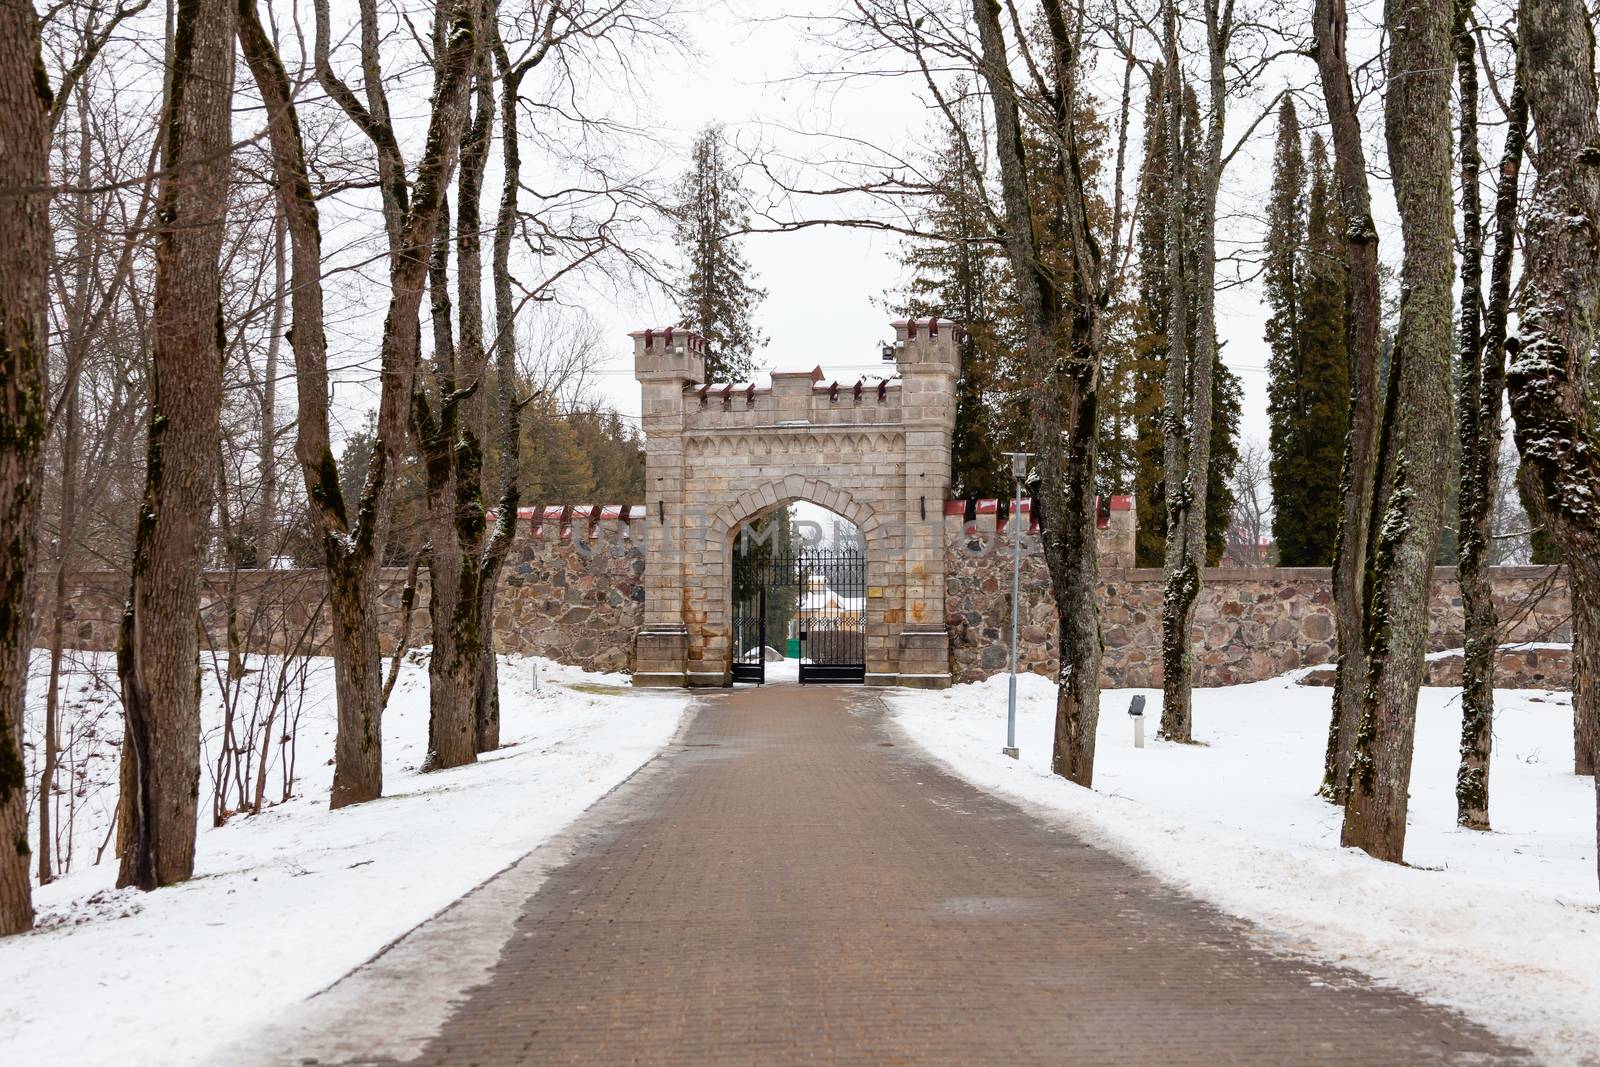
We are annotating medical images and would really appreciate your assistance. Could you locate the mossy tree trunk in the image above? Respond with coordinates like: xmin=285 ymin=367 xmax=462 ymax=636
xmin=416 ymin=11 xmax=494 ymax=771
xmin=1508 ymin=0 xmax=1600 ymax=886
xmin=0 ymin=0 xmax=53 ymax=935
xmin=116 ymin=0 xmax=236 ymax=890
xmin=970 ymin=0 xmax=1104 ymax=786
xmin=1314 ymin=0 xmax=1385 ymax=803
xmin=1340 ymin=0 xmax=1457 ymax=864
xmin=1157 ymin=0 xmax=1231 ymax=744
xmin=1455 ymin=17 xmax=1528 ymax=831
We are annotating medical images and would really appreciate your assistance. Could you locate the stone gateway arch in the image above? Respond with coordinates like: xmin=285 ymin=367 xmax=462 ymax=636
xmin=631 ymin=319 xmax=960 ymax=688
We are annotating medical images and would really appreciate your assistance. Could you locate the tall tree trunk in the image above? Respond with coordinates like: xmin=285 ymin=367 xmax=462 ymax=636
xmin=1157 ymin=1 xmax=1193 ymax=738
xmin=1158 ymin=0 xmax=1226 ymax=743
xmin=1509 ymin=0 xmax=1600 ymax=886
xmin=477 ymin=17 xmax=536 ymax=755
xmin=241 ymin=0 xmax=478 ymax=809
xmin=40 ymin=91 xmax=95 ymax=886
xmin=258 ymin=211 xmax=284 ymax=563
xmin=0 ymin=0 xmax=53 ymax=935
xmin=116 ymin=0 xmax=236 ymax=890
xmin=1455 ymin=25 xmax=1527 ymax=831
xmin=415 ymin=3 xmax=495 ymax=771
xmin=1341 ymin=0 xmax=1456 ymax=863
xmin=971 ymin=0 xmax=1103 ymax=786
xmin=1451 ymin=0 xmax=1491 ymax=830
xmin=1314 ymin=0 xmax=1384 ymax=802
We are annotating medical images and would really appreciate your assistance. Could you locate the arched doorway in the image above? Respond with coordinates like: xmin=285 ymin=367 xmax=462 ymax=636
xmin=730 ymin=503 xmax=866 ymax=684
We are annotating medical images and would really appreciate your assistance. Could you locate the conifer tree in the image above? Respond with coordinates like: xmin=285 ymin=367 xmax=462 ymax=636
xmin=671 ymin=125 xmax=766 ymax=383
xmin=896 ymin=100 xmax=1013 ymax=499
xmin=1295 ymin=132 xmax=1352 ymax=562
xmin=1132 ymin=65 xmax=1172 ymax=566
xmin=1132 ymin=66 xmax=1241 ymax=567
xmin=1264 ymin=99 xmax=1310 ymax=561
xmin=1209 ymin=366 xmax=1243 ymax=564
xmin=1264 ymin=107 xmax=1350 ymax=564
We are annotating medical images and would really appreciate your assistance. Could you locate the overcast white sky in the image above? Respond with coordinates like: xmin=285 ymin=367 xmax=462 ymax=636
xmin=574 ymin=0 xmax=1402 ymax=451
xmin=310 ymin=0 xmax=1405 ymax=457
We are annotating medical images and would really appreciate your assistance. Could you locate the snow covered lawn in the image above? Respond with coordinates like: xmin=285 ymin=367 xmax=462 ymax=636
xmin=2 ymin=651 xmax=688 ymax=1067
xmin=889 ymin=671 xmax=1599 ymax=1066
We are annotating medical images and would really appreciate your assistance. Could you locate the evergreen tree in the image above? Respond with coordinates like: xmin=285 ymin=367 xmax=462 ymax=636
xmin=1263 ymin=98 xmax=1311 ymax=562
xmin=1208 ymin=365 xmax=1243 ymax=564
xmin=895 ymin=95 xmax=1014 ymax=499
xmin=671 ymin=125 xmax=766 ymax=383
xmin=1130 ymin=68 xmax=1242 ymax=567
xmin=1132 ymin=65 xmax=1172 ymax=567
xmin=1294 ymin=132 xmax=1352 ymax=564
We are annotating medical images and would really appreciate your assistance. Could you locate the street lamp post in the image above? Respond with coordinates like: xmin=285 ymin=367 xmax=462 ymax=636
xmin=1001 ymin=451 xmax=1032 ymax=760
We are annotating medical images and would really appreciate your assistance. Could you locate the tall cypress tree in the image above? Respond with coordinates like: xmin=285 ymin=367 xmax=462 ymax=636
xmin=1295 ymin=132 xmax=1352 ymax=563
xmin=1131 ymin=70 xmax=1241 ymax=567
xmin=671 ymin=125 xmax=766 ymax=383
xmin=1132 ymin=65 xmax=1172 ymax=566
xmin=1264 ymin=98 xmax=1310 ymax=562
xmin=1209 ymin=365 xmax=1243 ymax=564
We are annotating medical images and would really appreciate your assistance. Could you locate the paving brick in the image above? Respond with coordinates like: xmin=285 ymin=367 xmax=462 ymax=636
xmin=324 ymin=686 xmax=1527 ymax=1066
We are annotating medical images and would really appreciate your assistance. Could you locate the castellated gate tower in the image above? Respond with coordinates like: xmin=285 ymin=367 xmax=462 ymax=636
xmin=632 ymin=319 xmax=960 ymax=688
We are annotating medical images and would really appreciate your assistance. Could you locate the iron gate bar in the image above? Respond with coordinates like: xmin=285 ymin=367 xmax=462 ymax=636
xmin=731 ymin=546 xmax=866 ymax=685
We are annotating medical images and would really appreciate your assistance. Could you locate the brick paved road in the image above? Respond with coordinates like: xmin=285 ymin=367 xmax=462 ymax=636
xmin=308 ymin=685 xmax=1525 ymax=1066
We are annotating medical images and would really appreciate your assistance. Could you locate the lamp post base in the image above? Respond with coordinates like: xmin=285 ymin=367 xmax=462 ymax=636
xmin=1002 ymin=746 xmax=1020 ymax=760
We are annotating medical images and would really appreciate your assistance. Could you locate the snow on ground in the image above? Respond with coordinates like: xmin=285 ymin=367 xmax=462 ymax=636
xmin=2 ymin=649 xmax=688 ymax=1067
xmin=889 ymin=671 xmax=1600 ymax=1066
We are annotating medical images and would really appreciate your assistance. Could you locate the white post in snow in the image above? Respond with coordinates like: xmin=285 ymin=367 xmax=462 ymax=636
xmin=1002 ymin=451 xmax=1032 ymax=760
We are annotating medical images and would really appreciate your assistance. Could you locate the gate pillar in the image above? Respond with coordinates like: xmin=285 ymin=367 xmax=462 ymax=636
xmin=631 ymin=327 xmax=703 ymax=687
xmin=881 ymin=318 xmax=958 ymax=688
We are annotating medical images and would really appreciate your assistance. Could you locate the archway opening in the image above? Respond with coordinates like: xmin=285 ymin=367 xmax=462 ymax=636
xmin=730 ymin=502 xmax=865 ymax=685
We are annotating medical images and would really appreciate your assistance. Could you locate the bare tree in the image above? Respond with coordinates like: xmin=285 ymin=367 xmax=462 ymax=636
xmin=967 ymin=0 xmax=1107 ymax=785
xmin=1313 ymin=0 xmax=1385 ymax=803
xmin=1340 ymin=0 xmax=1456 ymax=863
xmin=113 ymin=0 xmax=237 ymax=891
xmin=1508 ymin=0 xmax=1600 ymax=885
xmin=1223 ymin=439 xmax=1270 ymax=565
xmin=413 ymin=8 xmax=495 ymax=771
xmin=1155 ymin=0 xmax=1278 ymax=742
xmin=243 ymin=0 xmax=478 ymax=807
xmin=1454 ymin=8 xmax=1527 ymax=832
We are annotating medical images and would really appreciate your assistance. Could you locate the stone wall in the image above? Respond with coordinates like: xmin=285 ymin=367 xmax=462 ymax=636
xmin=42 ymin=500 xmax=1571 ymax=691
xmin=944 ymin=512 xmax=1572 ymax=689
xmin=37 ymin=507 xmax=647 ymax=674
xmin=1298 ymin=645 xmax=1572 ymax=691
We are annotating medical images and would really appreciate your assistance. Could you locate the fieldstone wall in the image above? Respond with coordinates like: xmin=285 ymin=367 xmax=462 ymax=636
xmin=1299 ymin=646 xmax=1572 ymax=690
xmin=945 ymin=512 xmax=1572 ymax=689
xmin=36 ymin=508 xmax=647 ymax=675
xmin=42 ymin=499 xmax=1570 ymax=691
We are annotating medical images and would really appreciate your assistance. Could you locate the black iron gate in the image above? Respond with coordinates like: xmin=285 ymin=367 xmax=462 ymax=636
xmin=731 ymin=548 xmax=866 ymax=684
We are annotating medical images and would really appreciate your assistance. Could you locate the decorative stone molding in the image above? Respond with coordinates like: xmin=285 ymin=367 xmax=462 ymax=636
xmin=630 ymin=318 xmax=961 ymax=688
